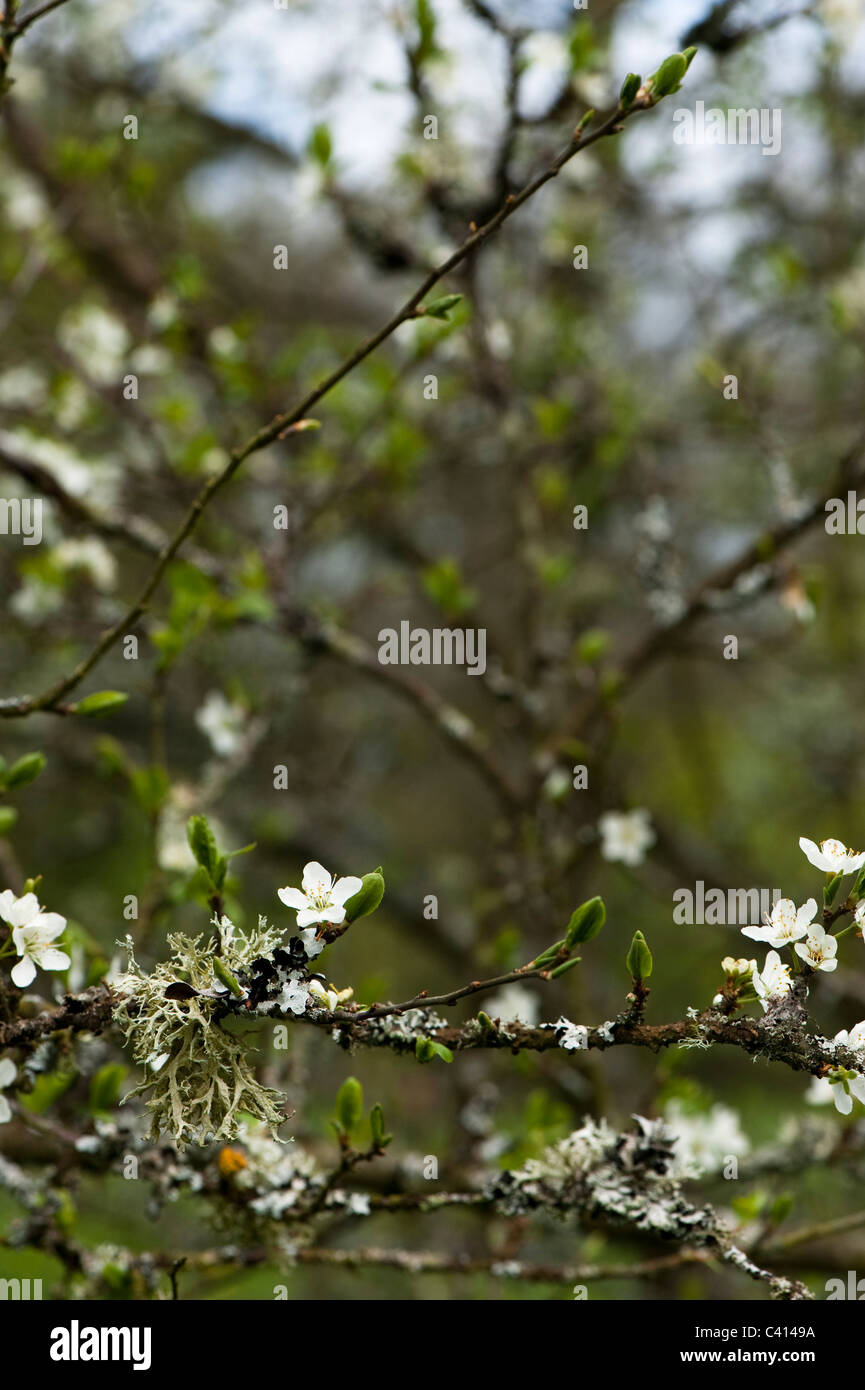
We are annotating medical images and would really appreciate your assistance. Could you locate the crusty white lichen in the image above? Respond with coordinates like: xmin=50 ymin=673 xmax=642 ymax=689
xmin=487 ymin=1115 xmax=721 ymax=1243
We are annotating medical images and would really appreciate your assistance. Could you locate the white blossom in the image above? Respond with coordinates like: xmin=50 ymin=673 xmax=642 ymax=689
xmin=598 ymin=808 xmax=655 ymax=867
xmin=277 ymin=861 xmax=362 ymax=928
xmin=794 ymin=923 xmax=839 ymax=973
xmin=0 ymin=890 xmax=69 ymax=988
xmin=752 ymin=950 xmax=792 ymax=1011
xmin=308 ymin=979 xmax=339 ymax=1011
xmin=0 ymin=1057 xmax=16 ymax=1125
xmin=741 ymin=897 xmax=816 ymax=948
xmin=799 ymin=836 xmax=865 ymax=875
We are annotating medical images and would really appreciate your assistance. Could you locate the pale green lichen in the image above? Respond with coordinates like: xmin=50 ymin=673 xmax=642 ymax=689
xmin=112 ymin=918 xmax=286 ymax=1149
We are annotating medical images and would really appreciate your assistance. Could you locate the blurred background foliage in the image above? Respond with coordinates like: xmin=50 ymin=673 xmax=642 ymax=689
xmin=2 ymin=0 xmax=865 ymax=1299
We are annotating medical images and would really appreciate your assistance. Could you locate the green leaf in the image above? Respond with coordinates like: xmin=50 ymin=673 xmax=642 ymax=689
xmin=73 ymin=691 xmax=129 ymax=718
xmin=529 ymin=938 xmax=566 ymax=968
xmin=130 ymin=764 xmax=169 ymax=815
xmin=20 ymin=1069 xmax=76 ymax=1114
xmin=626 ymin=930 xmax=653 ymax=981
xmin=550 ymin=956 xmax=581 ymax=979
xmin=650 ymin=52 xmax=688 ymax=98
xmin=415 ymin=1036 xmax=436 ymax=1063
xmin=309 ymin=122 xmax=332 ymax=167
xmin=213 ymin=956 xmax=244 ymax=997
xmin=186 ymin=815 xmax=222 ymax=884
xmin=0 ymin=806 xmax=18 ymax=836
xmin=335 ymin=1076 xmax=363 ymax=1133
xmin=430 ymin=1041 xmax=453 ymax=1063
xmin=88 ymin=1063 xmax=127 ymax=1113
xmin=619 ymin=73 xmax=641 ymax=107
xmin=419 ymin=294 xmax=463 ymax=321
xmin=5 ymin=751 xmax=46 ymax=790
xmin=565 ymin=896 xmax=606 ymax=948
xmin=575 ymin=628 xmax=610 ymax=665
xmin=370 ymin=1102 xmax=392 ymax=1149
xmin=344 ymin=868 xmax=385 ymax=923
xmin=824 ymin=872 xmax=843 ymax=907
xmin=415 ymin=0 xmax=437 ymax=63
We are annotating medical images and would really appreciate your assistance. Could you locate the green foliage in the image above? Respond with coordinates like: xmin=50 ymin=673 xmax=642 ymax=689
xmin=344 ymin=868 xmax=385 ymax=923
xmin=334 ymin=1076 xmax=363 ymax=1135
xmin=626 ymin=930 xmax=653 ymax=981
xmin=565 ymin=896 xmax=606 ymax=948
xmin=73 ymin=691 xmax=129 ymax=717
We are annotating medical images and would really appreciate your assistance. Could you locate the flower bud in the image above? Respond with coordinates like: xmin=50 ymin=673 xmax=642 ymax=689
xmin=619 ymin=73 xmax=641 ymax=107
xmin=566 ymin=896 xmax=606 ymax=948
xmin=344 ymin=867 xmax=385 ymax=923
xmin=650 ymin=53 xmax=688 ymax=98
xmin=626 ymin=930 xmax=653 ymax=981
xmin=335 ymin=1076 xmax=363 ymax=1133
xmin=213 ymin=956 xmax=244 ymax=997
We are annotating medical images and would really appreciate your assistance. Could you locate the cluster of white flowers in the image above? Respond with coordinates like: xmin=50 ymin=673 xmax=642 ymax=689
xmin=807 ymin=1022 xmax=865 ymax=1114
xmin=735 ymin=836 xmax=865 ymax=1013
xmin=0 ymin=890 xmax=69 ymax=988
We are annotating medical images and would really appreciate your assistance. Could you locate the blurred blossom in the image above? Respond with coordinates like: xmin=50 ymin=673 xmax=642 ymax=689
xmin=664 ymin=1100 xmax=749 ymax=1177
xmin=58 ymin=305 xmax=129 ymax=385
xmin=0 ymin=366 xmax=47 ymax=410
xmin=195 ymin=691 xmax=247 ymax=758
xmin=486 ymin=984 xmax=540 ymax=1026
xmin=598 ymin=808 xmax=655 ymax=867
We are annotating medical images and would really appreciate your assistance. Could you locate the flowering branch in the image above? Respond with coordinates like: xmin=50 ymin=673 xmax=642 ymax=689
xmin=0 ymin=63 xmax=690 ymax=720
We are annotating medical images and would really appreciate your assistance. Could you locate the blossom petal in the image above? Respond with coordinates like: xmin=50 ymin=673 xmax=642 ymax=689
xmin=0 ymin=1095 xmax=10 ymax=1124
xmin=301 ymin=862 xmax=332 ymax=895
xmin=796 ymin=898 xmax=818 ymax=929
xmin=330 ymin=876 xmax=362 ymax=906
xmin=798 ymin=837 xmax=825 ymax=869
xmin=318 ymin=904 xmax=346 ymax=925
xmin=0 ymin=1058 xmax=16 ymax=1088
xmin=29 ymin=912 xmax=66 ymax=941
xmin=833 ymin=1086 xmax=853 ymax=1115
xmin=10 ymin=957 xmax=36 ymax=988
xmin=0 ymin=891 xmax=40 ymax=929
xmin=296 ymin=908 xmax=322 ymax=928
xmin=277 ymin=887 xmax=308 ymax=912
xmin=36 ymin=948 xmax=70 ymax=972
